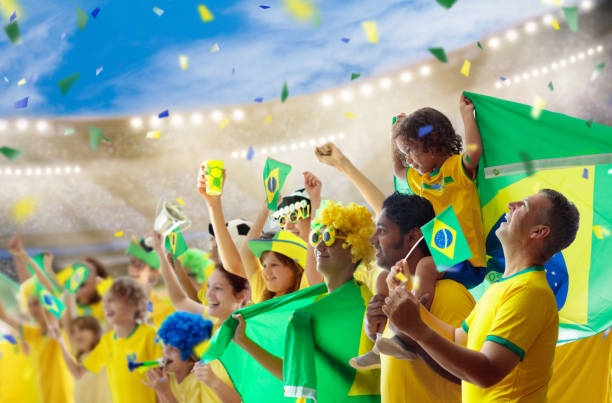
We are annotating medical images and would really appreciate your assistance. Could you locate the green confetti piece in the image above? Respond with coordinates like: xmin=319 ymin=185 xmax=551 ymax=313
xmin=4 ymin=21 xmax=20 ymax=44
xmin=436 ymin=0 xmax=457 ymax=9
xmin=548 ymin=81 xmax=554 ymax=91
xmin=586 ymin=118 xmax=594 ymax=128
xmin=64 ymin=128 xmax=75 ymax=135
xmin=77 ymin=7 xmax=89 ymax=31
xmin=562 ymin=7 xmax=578 ymax=32
xmin=57 ymin=72 xmax=80 ymax=95
xmin=350 ymin=73 xmax=360 ymax=80
xmin=103 ymin=136 xmax=111 ymax=143
xmin=89 ymin=126 xmax=103 ymax=151
xmin=428 ymin=47 xmax=448 ymax=63
xmin=477 ymin=41 xmax=483 ymax=50
xmin=313 ymin=9 xmax=321 ymax=27
xmin=591 ymin=62 xmax=605 ymax=81
xmin=0 ymin=146 xmax=22 ymax=161
xmin=281 ymin=81 xmax=289 ymax=103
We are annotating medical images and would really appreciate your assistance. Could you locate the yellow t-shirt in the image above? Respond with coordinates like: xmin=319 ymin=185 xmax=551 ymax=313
xmin=381 ymin=279 xmax=474 ymax=403
xmin=405 ymin=154 xmax=486 ymax=267
xmin=353 ymin=262 xmax=381 ymax=295
xmin=74 ymin=367 xmax=112 ymax=403
xmin=20 ymin=325 xmax=75 ymax=403
xmin=76 ymin=299 xmax=105 ymax=323
xmin=83 ymin=324 xmax=162 ymax=403
xmin=462 ymin=267 xmax=558 ymax=402
xmin=0 ymin=339 xmax=42 ymax=403
xmin=149 ymin=290 xmax=175 ymax=329
xmin=249 ymin=261 xmax=310 ymax=303
xmin=168 ymin=359 xmax=233 ymax=403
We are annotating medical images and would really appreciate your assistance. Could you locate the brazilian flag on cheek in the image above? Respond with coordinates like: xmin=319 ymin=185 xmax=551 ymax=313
xmin=463 ymin=91 xmax=612 ymax=344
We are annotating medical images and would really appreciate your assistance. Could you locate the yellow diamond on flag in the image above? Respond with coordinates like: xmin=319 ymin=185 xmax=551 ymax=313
xmin=430 ymin=218 xmax=456 ymax=260
xmin=265 ymin=168 xmax=280 ymax=204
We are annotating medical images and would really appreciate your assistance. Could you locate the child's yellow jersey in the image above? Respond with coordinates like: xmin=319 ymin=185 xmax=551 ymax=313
xmin=0 ymin=339 xmax=42 ymax=403
xmin=169 ymin=360 xmax=233 ymax=403
xmin=405 ymin=154 xmax=486 ymax=267
xmin=21 ymin=324 xmax=74 ymax=403
xmin=462 ymin=267 xmax=558 ymax=402
xmin=83 ymin=324 xmax=162 ymax=403
xmin=149 ymin=290 xmax=175 ymax=328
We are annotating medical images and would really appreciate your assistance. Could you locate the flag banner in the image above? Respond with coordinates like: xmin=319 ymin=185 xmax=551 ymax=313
xmin=465 ymin=91 xmax=612 ymax=343
xmin=165 ymin=228 xmax=188 ymax=259
xmin=263 ymin=158 xmax=292 ymax=210
xmin=420 ymin=205 xmax=472 ymax=271
xmin=35 ymin=280 xmax=65 ymax=319
xmin=64 ymin=263 xmax=90 ymax=294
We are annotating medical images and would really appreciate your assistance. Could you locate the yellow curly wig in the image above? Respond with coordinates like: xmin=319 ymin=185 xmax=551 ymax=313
xmin=312 ymin=201 xmax=375 ymax=264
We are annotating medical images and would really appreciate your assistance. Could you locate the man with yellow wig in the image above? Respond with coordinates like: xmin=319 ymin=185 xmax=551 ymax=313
xmin=232 ymin=201 xmax=381 ymax=402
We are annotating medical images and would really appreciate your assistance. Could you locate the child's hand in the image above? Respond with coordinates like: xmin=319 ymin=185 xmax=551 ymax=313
xmin=143 ymin=367 xmax=171 ymax=394
xmin=192 ymin=361 xmax=222 ymax=388
xmin=231 ymin=314 xmax=248 ymax=346
xmin=459 ymin=94 xmax=474 ymax=116
xmin=47 ymin=322 xmax=62 ymax=342
xmin=197 ymin=165 xmax=225 ymax=206
xmin=314 ymin=142 xmax=346 ymax=169
xmin=303 ymin=171 xmax=322 ymax=204
xmin=391 ymin=113 xmax=407 ymax=137
xmin=7 ymin=233 xmax=25 ymax=256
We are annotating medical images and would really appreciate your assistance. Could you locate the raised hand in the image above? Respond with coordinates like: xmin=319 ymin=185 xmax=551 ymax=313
xmin=197 ymin=165 xmax=226 ymax=207
xmin=314 ymin=142 xmax=346 ymax=169
xmin=303 ymin=171 xmax=322 ymax=204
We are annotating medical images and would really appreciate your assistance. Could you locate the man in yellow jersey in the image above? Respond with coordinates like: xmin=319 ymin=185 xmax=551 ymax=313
xmin=383 ymin=189 xmax=580 ymax=402
xmin=365 ymin=193 xmax=475 ymax=402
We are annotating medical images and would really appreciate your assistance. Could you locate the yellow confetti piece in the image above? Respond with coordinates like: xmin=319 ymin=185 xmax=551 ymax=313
xmin=114 ymin=230 xmax=124 ymax=237
xmin=593 ymin=225 xmax=610 ymax=240
xmin=197 ymin=4 xmax=214 ymax=22
xmin=551 ymin=18 xmax=560 ymax=30
xmin=345 ymin=111 xmax=355 ymax=119
xmin=283 ymin=0 xmax=315 ymax=22
xmin=541 ymin=0 xmax=564 ymax=5
xmin=460 ymin=59 xmax=471 ymax=77
xmin=11 ymin=196 xmax=37 ymax=223
xmin=531 ymin=96 xmax=546 ymax=119
xmin=395 ymin=272 xmax=408 ymax=282
xmin=146 ymin=130 xmax=161 ymax=139
xmin=265 ymin=115 xmax=272 ymax=124
xmin=179 ymin=55 xmax=188 ymax=70
xmin=219 ymin=118 xmax=229 ymax=129
xmin=208 ymin=43 xmax=220 ymax=53
xmin=17 ymin=78 xmax=26 ymax=86
xmin=362 ymin=21 xmax=378 ymax=43
xmin=176 ymin=197 xmax=185 ymax=206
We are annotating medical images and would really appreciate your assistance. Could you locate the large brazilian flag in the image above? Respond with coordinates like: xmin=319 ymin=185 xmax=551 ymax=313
xmin=463 ymin=91 xmax=612 ymax=344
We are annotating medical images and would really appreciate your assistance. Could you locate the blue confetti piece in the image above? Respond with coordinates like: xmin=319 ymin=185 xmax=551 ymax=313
xmin=500 ymin=77 xmax=507 ymax=81
xmin=341 ymin=37 xmax=350 ymax=43
xmin=418 ymin=124 xmax=433 ymax=138
xmin=246 ymin=146 xmax=255 ymax=161
xmin=158 ymin=109 xmax=169 ymax=118
xmin=147 ymin=301 xmax=153 ymax=312
xmin=14 ymin=96 xmax=28 ymax=109
xmin=259 ymin=5 xmax=271 ymax=9
xmin=254 ymin=97 xmax=263 ymax=103
xmin=91 ymin=7 xmax=100 ymax=18
xmin=232 ymin=67 xmax=235 ymax=76
xmin=582 ymin=168 xmax=588 ymax=179
xmin=10 ymin=11 xmax=17 ymax=22
xmin=3 ymin=334 xmax=17 ymax=345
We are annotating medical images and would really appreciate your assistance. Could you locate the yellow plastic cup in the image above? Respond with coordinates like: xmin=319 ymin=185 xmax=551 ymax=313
xmin=204 ymin=160 xmax=224 ymax=195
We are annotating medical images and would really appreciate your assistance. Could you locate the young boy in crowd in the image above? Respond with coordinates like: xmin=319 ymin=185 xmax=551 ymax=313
xmin=143 ymin=311 xmax=241 ymax=403
xmin=52 ymin=277 xmax=161 ymax=403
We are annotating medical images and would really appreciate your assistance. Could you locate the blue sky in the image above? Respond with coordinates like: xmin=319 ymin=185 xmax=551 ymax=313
xmin=0 ymin=0 xmax=578 ymax=117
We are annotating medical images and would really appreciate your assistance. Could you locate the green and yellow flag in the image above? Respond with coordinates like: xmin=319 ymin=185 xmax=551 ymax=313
xmin=464 ymin=91 xmax=612 ymax=343
xmin=263 ymin=158 xmax=292 ymax=210
xmin=165 ymin=228 xmax=188 ymax=259
xmin=202 ymin=280 xmax=380 ymax=402
xmin=35 ymin=280 xmax=65 ymax=319
xmin=64 ymin=263 xmax=90 ymax=294
xmin=420 ymin=205 xmax=472 ymax=271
